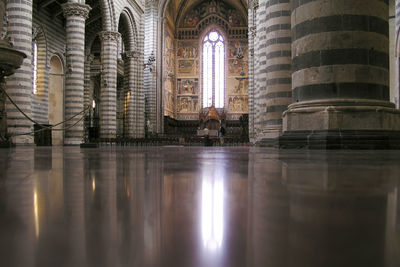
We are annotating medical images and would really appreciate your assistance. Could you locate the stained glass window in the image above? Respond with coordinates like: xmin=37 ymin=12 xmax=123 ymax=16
xmin=202 ymin=30 xmax=225 ymax=108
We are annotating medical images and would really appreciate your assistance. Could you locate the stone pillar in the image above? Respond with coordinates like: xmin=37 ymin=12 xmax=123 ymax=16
xmin=122 ymin=51 xmax=137 ymax=138
xmin=84 ymin=54 xmax=95 ymax=107
xmin=252 ymin=0 xmax=265 ymax=142
xmin=62 ymin=2 xmax=91 ymax=145
xmin=280 ymin=0 xmax=400 ymax=148
xmin=259 ymin=0 xmax=292 ymax=144
xmin=5 ymin=0 xmax=33 ymax=144
xmin=248 ymin=1 xmax=257 ymax=142
xmin=99 ymin=31 xmax=120 ymax=139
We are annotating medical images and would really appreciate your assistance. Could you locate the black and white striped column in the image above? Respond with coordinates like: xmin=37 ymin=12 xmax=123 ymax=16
xmin=62 ymin=2 xmax=91 ymax=145
xmin=99 ymin=31 xmax=120 ymax=139
xmin=84 ymin=54 xmax=94 ymax=107
xmin=248 ymin=1 xmax=257 ymax=142
xmin=260 ymin=0 xmax=292 ymax=142
xmin=5 ymin=0 xmax=33 ymax=144
xmin=253 ymin=0 xmax=266 ymax=142
xmin=280 ymin=0 xmax=400 ymax=148
xmin=133 ymin=50 xmax=145 ymax=138
xmin=122 ymin=51 xmax=137 ymax=138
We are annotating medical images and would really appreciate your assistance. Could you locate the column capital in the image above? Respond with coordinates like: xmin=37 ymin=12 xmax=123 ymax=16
xmin=62 ymin=3 xmax=91 ymax=19
xmin=98 ymin=31 xmax=121 ymax=42
xmin=122 ymin=50 xmax=142 ymax=60
xmin=249 ymin=0 xmax=259 ymax=10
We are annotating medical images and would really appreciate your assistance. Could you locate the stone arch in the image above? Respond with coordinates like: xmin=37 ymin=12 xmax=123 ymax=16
xmin=117 ymin=8 xmax=139 ymax=137
xmin=32 ymin=24 xmax=48 ymax=96
xmin=100 ymin=0 xmax=117 ymax=31
xmin=48 ymin=55 xmax=64 ymax=145
xmin=118 ymin=8 xmax=137 ymax=52
xmin=32 ymin=24 xmax=50 ymax=124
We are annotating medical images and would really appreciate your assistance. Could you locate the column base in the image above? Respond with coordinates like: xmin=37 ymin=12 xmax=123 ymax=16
xmin=280 ymin=99 xmax=400 ymax=149
xmin=257 ymin=127 xmax=282 ymax=147
xmin=64 ymin=138 xmax=83 ymax=146
xmin=279 ymin=129 xmax=400 ymax=149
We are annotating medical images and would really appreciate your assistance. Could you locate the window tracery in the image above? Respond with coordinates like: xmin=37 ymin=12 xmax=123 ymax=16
xmin=202 ymin=30 xmax=225 ymax=108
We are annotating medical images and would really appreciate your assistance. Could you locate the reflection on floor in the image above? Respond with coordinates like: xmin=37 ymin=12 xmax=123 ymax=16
xmin=0 ymin=147 xmax=399 ymax=267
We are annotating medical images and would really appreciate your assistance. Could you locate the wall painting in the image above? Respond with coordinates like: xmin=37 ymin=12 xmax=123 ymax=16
xmin=177 ymin=78 xmax=199 ymax=95
xmin=178 ymin=59 xmax=199 ymax=76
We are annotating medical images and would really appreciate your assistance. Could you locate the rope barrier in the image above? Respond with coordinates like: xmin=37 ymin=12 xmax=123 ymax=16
xmin=0 ymin=86 xmax=90 ymax=137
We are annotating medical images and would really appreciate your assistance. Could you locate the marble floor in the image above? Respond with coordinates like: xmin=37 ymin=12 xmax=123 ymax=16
xmin=0 ymin=146 xmax=399 ymax=267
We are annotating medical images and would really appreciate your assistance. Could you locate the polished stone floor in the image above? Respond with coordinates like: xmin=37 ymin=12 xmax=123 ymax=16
xmin=0 ymin=146 xmax=399 ymax=267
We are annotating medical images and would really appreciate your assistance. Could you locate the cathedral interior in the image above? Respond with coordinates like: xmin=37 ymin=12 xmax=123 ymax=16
xmin=0 ymin=0 xmax=400 ymax=266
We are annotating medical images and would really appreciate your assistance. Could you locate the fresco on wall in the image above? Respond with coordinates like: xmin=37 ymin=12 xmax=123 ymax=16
xmin=227 ymin=10 xmax=244 ymax=27
xmin=183 ymin=9 xmax=200 ymax=27
xmin=228 ymin=59 xmax=248 ymax=76
xmin=227 ymin=78 xmax=248 ymax=95
xmin=178 ymin=78 xmax=198 ymax=95
xmin=164 ymin=24 xmax=175 ymax=117
xmin=164 ymin=29 xmax=175 ymax=75
xmin=228 ymin=40 xmax=248 ymax=59
xmin=228 ymin=96 xmax=248 ymax=113
xmin=178 ymin=59 xmax=198 ymax=76
xmin=181 ymin=1 xmax=246 ymax=28
xmin=177 ymin=97 xmax=199 ymax=113
xmin=164 ymin=80 xmax=175 ymax=114
xmin=177 ymin=42 xmax=199 ymax=59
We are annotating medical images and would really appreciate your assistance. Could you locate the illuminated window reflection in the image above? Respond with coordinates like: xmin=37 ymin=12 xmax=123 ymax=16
xmin=201 ymin=166 xmax=224 ymax=250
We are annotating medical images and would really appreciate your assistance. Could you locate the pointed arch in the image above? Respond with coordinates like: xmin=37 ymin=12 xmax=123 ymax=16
xmin=100 ymin=0 xmax=116 ymax=31
xmin=118 ymin=8 xmax=138 ymax=52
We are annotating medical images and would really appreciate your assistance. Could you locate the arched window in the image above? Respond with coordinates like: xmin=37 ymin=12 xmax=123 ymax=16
xmin=32 ymin=40 xmax=38 ymax=94
xmin=202 ymin=30 xmax=225 ymax=108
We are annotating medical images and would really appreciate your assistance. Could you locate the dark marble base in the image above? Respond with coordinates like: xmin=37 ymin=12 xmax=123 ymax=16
xmin=0 ymin=140 xmax=13 ymax=148
xmin=80 ymin=142 xmax=99 ymax=148
xmin=257 ymin=137 xmax=279 ymax=147
xmin=278 ymin=130 xmax=400 ymax=149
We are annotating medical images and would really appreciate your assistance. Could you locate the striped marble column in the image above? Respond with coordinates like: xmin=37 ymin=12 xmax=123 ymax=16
xmin=99 ymin=31 xmax=120 ymax=139
xmin=84 ymin=54 xmax=95 ymax=107
xmin=5 ymin=0 xmax=33 ymax=144
xmin=62 ymin=3 xmax=91 ymax=145
xmin=128 ymin=49 xmax=145 ymax=138
xmin=248 ymin=1 xmax=257 ymax=142
xmin=260 ymin=0 xmax=292 ymax=142
xmin=122 ymin=51 xmax=137 ymax=138
xmin=280 ymin=0 xmax=400 ymax=148
xmin=253 ymin=0 xmax=267 ymax=142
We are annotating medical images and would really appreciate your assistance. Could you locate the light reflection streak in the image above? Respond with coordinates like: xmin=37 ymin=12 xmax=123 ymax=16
xmin=201 ymin=163 xmax=224 ymax=251
xmin=92 ymin=175 xmax=96 ymax=192
xmin=34 ymin=191 xmax=39 ymax=238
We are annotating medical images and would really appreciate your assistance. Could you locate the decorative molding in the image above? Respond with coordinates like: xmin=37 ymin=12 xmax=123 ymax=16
xmin=249 ymin=26 xmax=256 ymax=38
xmin=122 ymin=50 xmax=141 ymax=60
xmin=250 ymin=48 xmax=254 ymax=57
xmin=250 ymin=0 xmax=259 ymax=10
xmin=98 ymin=31 xmax=121 ymax=42
xmin=61 ymin=3 xmax=91 ymax=19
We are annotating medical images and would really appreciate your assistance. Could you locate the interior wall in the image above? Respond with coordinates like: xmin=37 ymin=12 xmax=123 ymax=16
xmin=170 ymin=1 xmax=248 ymax=121
xmin=48 ymin=56 xmax=64 ymax=145
xmin=32 ymin=4 xmax=67 ymax=125
xmin=164 ymin=18 xmax=176 ymax=118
